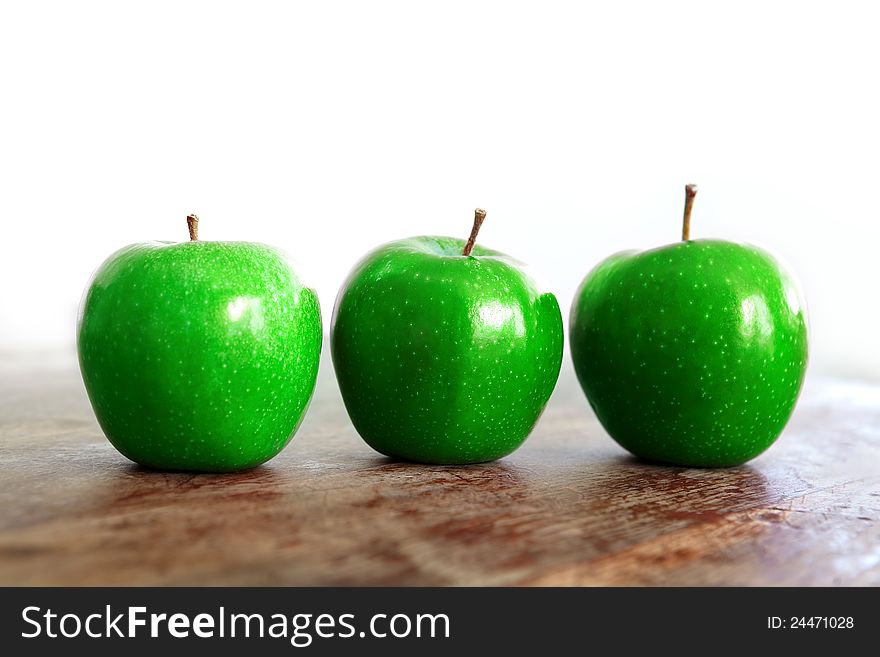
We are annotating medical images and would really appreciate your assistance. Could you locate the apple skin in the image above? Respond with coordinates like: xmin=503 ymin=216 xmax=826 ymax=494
xmin=77 ymin=240 xmax=322 ymax=472
xmin=570 ymin=239 xmax=808 ymax=467
xmin=331 ymin=236 xmax=563 ymax=464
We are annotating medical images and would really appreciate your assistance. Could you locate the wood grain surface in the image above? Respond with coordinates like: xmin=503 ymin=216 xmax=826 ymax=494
xmin=0 ymin=353 xmax=878 ymax=586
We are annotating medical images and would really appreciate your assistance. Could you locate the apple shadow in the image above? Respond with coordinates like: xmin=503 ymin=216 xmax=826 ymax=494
xmin=543 ymin=452 xmax=776 ymax=520
xmin=356 ymin=453 xmax=530 ymax=483
xmin=84 ymin=460 xmax=290 ymax=511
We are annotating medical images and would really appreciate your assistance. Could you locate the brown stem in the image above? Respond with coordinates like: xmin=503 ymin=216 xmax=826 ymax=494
xmin=187 ymin=214 xmax=199 ymax=241
xmin=462 ymin=208 xmax=487 ymax=257
xmin=682 ymin=184 xmax=698 ymax=241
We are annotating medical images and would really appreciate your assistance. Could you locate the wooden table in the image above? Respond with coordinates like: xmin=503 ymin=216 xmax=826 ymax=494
xmin=0 ymin=353 xmax=878 ymax=586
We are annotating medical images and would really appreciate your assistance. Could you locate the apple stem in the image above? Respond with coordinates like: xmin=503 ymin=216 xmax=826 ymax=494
xmin=187 ymin=214 xmax=199 ymax=241
xmin=681 ymin=184 xmax=698 ymax=241
xmin=462 ymin=208 xmax=487 ymax=257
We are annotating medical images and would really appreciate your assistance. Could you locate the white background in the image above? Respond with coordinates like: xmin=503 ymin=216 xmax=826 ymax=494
xmin=1 ymin=1 xmax=878 ymax=380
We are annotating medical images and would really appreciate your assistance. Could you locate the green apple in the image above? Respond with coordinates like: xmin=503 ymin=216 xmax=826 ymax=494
xmin=331 ymin=209 xmax=564 ymax=464
xmin=570 ymin=186 xmax=809 ymax=467
xmin=77 ymin=215 xmax=322 ymax=472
